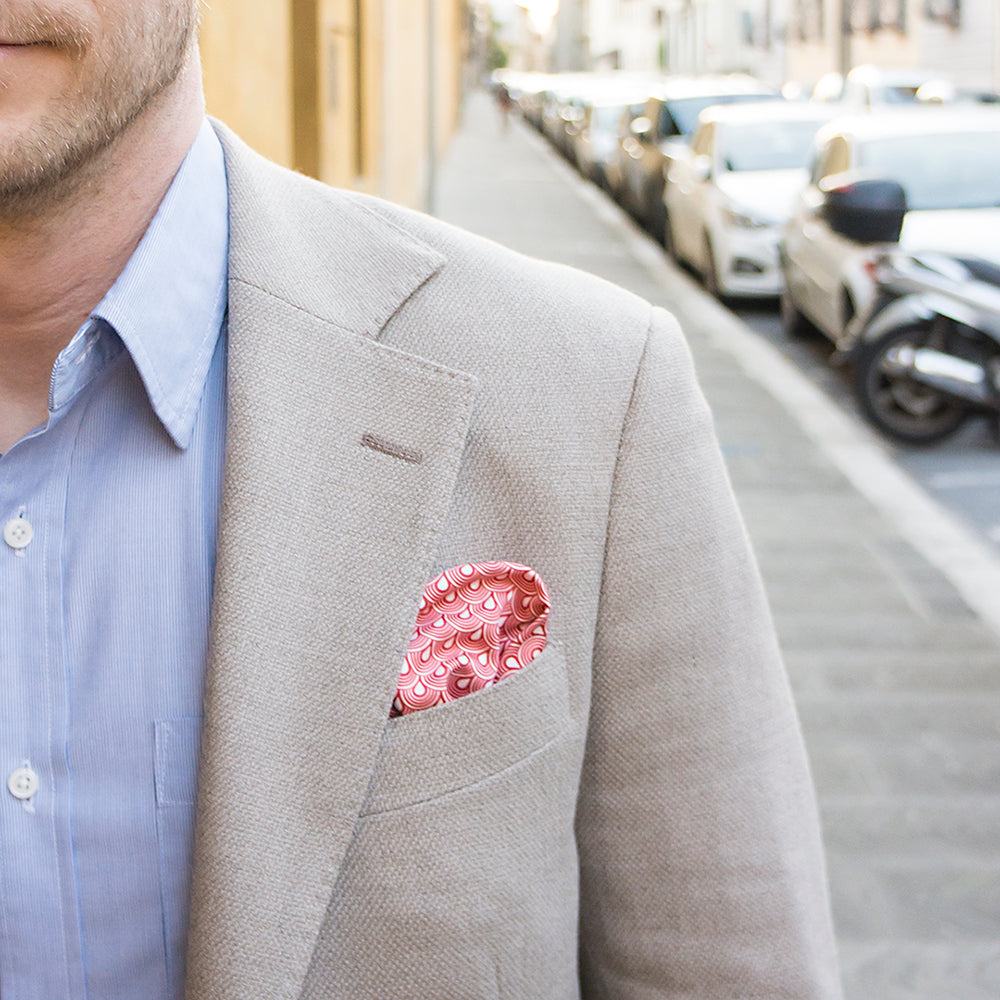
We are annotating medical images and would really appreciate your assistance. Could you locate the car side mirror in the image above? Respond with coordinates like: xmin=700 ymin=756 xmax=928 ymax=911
xmin=630 ymin=116 xmax=652 ymax=141
xmin=819 ymin=174 xmax=907 ymax=244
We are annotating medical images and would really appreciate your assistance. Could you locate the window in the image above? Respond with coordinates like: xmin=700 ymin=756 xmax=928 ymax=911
xmin=859 ymin=131 xmax=1000 ymax=210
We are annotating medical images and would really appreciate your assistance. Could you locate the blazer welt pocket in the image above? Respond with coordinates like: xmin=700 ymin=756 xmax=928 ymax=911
xmin=360 ymin=641 xmax=570 ymax=815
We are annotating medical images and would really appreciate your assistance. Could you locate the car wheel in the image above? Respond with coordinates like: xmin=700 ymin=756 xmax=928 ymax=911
xmin=702 ymin=234 xmax=723 ymax=300
xmin=840 ymin=288 xmax=857 ymax=332
xmin=779 ymin=287 xmax=817 ymax=339
xmin=648 ymin=199 xmax=667 ymax=245
xmin=853 ymin=325 xmax=969 ymax=445
xmin=663 ymin=210 xmax=677 ymax=260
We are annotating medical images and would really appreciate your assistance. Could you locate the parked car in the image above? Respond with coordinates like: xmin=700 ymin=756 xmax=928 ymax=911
xmin=811 ymin=65 xmax=952 ymax=107
xmin=572 ymin=91 xmax=650 ymax=190
xmin=664 ymin=102 xmax=836 ymax=298
xmin=538 ymin=72 xmax=655 ymax=166
xmin=779 ymin=107 xmax=1000 ymax=345
xmin=603 ymin=100 xmax=649 ymax=205
xmin=499 ymin=71 xmax=555 ymax=130
xmin=611 ymin=74 xmax=782 ymax=239
xmin=540 ymin=74 xmax=595 ymax=158
xmin=810 ymin=64 xmax=999 ymax=108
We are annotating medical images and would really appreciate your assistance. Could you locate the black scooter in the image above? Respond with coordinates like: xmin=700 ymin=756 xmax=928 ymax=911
xmin=846 ymin=250 xmax=1000 ymax=445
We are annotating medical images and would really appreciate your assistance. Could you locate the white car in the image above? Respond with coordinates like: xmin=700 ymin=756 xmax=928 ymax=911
xmin=780 ymin=107 xmax=1000 ymax=345
xmin=664 ymin=102 xmax=836 ymax=298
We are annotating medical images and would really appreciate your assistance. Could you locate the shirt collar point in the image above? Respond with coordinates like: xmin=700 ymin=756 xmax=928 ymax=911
xmin=163 ymin=416 xmax=197 ymax=451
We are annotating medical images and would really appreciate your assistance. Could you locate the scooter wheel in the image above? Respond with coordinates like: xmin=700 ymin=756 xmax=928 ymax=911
xmin=854 ymin=325 xmax=968 ymax=445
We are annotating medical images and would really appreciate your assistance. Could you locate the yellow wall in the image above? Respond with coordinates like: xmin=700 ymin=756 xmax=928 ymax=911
xmin=380 ymin=0 xmax=431 ymax=205
xmin=199 ymin=0 xmax=466 ymax=210
xmin=199 ymin=1 xmax=294 ymax=166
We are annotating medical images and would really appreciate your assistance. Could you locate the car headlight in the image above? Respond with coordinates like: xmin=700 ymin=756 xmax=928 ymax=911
xmin=722 ymin=204 xmax=774 ymax=231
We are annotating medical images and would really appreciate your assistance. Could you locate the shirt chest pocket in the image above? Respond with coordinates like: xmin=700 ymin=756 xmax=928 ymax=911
xmin=154 ymin=716 xmax=203 ymax=997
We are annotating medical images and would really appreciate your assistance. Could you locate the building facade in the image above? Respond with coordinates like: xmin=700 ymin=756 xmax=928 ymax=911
xmin=199 ymin=0 xmax=468 ymax=211
xmin=785 ymin=0 xmax=1000 ymax=91
xmin=554 ymin=0 xmax=591 ymax=69
xmin=557 ymin=0 xmax=786 ymax=82
xmin=543 ymin=0 xmax=999 ymax=93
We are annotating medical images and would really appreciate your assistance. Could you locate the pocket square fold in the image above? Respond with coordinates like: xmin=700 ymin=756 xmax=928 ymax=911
xmin=392 ymin=561 xmax=550 ymax=717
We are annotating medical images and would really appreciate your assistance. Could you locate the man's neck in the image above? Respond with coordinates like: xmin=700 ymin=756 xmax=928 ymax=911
xmin=0 ymin=63 xmax=205 ymax=452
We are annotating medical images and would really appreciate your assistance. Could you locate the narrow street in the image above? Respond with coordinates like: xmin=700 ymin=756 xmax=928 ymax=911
xmin=735 ymin=302 xmax=1000 ymax=559
xmin=436 ymin=90 xmax=1000 ymax=1000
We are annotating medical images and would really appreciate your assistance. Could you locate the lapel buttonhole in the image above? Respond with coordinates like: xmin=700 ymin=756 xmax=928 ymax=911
xmin=361 ymin=432 xmax=424 ymax=465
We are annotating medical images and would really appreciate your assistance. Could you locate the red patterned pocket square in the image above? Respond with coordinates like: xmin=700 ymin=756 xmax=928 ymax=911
xmin=392 ymin=561 xmax=550 ymax=717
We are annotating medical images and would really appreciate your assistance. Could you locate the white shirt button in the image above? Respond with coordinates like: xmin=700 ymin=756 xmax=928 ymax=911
xmin=3 ymin=517 xmax=33 ymax=550
xmin=8 ymin=767 xmax=38 ymax=801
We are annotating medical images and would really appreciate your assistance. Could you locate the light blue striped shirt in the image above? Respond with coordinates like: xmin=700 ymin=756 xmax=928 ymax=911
xmin=0 ymin=120 xmax=228 ymax=999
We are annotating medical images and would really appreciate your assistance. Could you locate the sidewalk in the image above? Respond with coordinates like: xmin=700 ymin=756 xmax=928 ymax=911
xmin=434 ymin=91 xmax=1000 ymax=1000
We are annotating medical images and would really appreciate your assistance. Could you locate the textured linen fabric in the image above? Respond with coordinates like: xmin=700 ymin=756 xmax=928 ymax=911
xmin=182 ymin=122 xmax=843 ymax=1000
xmin=0 ymin=120 xmax=228 ymax=1000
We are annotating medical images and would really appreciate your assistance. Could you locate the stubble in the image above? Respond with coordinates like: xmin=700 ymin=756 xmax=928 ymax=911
xmin=0 ymin=1 xmax=199 ymax=221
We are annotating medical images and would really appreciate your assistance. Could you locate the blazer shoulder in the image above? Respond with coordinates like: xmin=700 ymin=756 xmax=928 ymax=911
xmin=214 ymin=118 xmax=667 ymax=375
xmin=354 ymin=194 xmax=669 ymax=398
xmin=361 ymin=194 xmax=654 ymax=336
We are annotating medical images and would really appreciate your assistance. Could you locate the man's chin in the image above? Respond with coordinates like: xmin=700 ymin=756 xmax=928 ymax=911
xmin=0 ymin=119 xmax=111 ymax=221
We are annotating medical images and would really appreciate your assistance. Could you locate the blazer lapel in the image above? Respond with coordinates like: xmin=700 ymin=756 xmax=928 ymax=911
xmin=186 ymin=126 xmax=477 ymax=1000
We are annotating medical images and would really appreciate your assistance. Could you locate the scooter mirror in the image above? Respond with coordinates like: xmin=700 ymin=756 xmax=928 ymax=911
xmin=819 ymin=174 xmax=907 ymax=244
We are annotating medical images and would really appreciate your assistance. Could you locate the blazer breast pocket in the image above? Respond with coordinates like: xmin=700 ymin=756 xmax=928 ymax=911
xmin=360 ymin=641 xmax=571 ymax=815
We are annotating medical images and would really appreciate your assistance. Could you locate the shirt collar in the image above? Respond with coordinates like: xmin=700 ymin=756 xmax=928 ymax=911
xmin=58 ymin=119 xmax=230 ymax=449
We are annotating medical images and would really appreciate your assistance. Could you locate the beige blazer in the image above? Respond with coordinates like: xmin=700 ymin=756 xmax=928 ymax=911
xmin=184 ymin=123 xmax=842 ymax=1000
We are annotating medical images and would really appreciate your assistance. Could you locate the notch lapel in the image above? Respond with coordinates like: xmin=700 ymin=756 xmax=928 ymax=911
xmin=186 ymin=127 xmax=477 ymax=1000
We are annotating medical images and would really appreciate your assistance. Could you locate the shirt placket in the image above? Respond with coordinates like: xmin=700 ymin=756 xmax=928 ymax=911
xmin=0 ymin=411 xmax=89 ymax=999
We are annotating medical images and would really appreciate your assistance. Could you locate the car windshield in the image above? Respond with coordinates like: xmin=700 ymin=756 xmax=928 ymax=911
xmin=593 ymin=105 xmax=627 ymax=130
xmin=881 ymin=85 xmax=922 ymax=103
xmin=666 ymin=92 xmax=780 ymax=135
xmin=859 ymin=131 xmax=1000 ymax=209
xmin=719 ymin=119 xmax=825 ymax=171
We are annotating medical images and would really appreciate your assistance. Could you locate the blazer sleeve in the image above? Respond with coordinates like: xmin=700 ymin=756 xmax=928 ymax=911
xmin=576 ymin=306 xmax=843 ymax=999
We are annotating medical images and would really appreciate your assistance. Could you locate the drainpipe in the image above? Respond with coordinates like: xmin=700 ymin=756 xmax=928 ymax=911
xmin=427 ymin=0 xmax=437 ymax=215
xmin=838 ymin=0 xmax=852 ymax=76
xmin=994 ymin=0 xmax=1000 ymax=92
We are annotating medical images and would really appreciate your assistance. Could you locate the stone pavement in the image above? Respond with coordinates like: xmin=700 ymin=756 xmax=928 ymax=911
xmin=433 ymin=91 xmax=1000 ymax=1000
